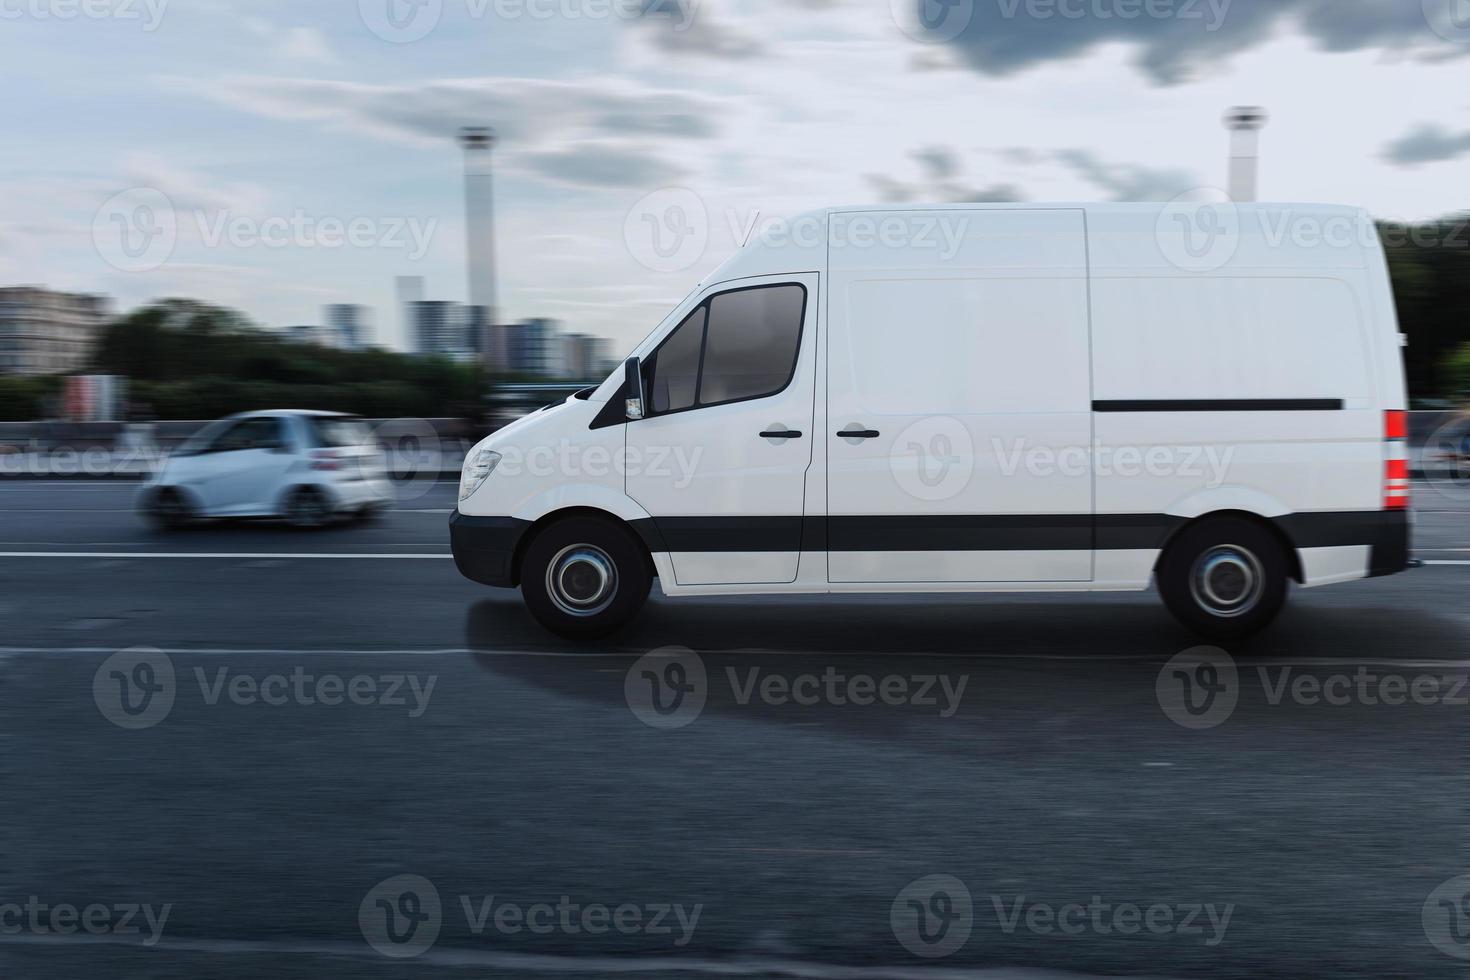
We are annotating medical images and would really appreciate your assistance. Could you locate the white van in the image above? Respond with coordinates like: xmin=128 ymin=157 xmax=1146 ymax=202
xmin=452 ymin=204 xmax=1411 ymax=639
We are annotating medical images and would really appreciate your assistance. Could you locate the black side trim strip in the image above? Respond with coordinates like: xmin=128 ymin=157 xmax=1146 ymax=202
xmin=622 ymin=512 xmax=1404 ymax=557
xmin=828 ymin=515 xmax=1090 ymax=552
xmin=1094 ymin=399 xmax=1345 ymax=413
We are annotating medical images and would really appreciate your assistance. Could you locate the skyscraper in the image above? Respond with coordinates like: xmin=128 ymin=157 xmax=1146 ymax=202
xmin=323 ymin=304 xmax=371 ymax=350
xmin=460 ymin=126 xmax=502 ymax=370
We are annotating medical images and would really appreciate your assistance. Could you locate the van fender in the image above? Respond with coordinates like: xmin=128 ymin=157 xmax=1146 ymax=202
xmin=508 ymin=483 xmax=655 ymax=528
xmin=1160 ymin=485 xmax=1305 ymax=582
xmin=1163 ymin=486 xmax=1293 ymax=522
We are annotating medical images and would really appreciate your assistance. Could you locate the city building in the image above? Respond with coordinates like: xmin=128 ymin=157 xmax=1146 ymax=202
xmin=411 ymin=300 xmax=474 ymax=361
xmin=395 ymin=276 xmax=425 ymax=351
xmin=0 ymin=286 xmax=110 ymax=376
xmin=323 ymin=304 xmax=371 ymax=350
xmin=502 ymin=317 xmax=560 ymax=377
xmin=559 ymin=333 xmax=614 ymax=381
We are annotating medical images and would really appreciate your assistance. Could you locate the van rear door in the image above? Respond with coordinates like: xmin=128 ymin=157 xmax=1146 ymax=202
xmin=825 ymin=208 xmax=1093 ymax=583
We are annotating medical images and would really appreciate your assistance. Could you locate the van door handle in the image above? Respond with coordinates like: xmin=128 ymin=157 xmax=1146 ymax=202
xmin=837 ymin=427 xmax=881 ymax=440
xmin=760 ymin=429 xmax=803 ymax=440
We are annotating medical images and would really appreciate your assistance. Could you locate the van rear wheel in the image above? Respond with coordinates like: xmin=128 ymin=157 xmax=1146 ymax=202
xmin=1158 ymin=517 xmax=1289 ymax=640
xmin=521 ymin=516 xmax=651 ymax=640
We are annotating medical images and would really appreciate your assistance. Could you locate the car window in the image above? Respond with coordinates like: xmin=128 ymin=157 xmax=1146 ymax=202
xmin=210 ymin=418 xmax=285 ymax=453
xmin=698 ymin=285 xmax=805 ymax=405
xmin=647 ymin=307 xmax=706 ymax=415
xmin=308 ymin=417 xmax=373 ymax=448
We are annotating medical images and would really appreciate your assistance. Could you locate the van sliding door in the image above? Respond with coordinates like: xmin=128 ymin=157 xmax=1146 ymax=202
xmin=824 ymin=208 xmax=1094 ymax=584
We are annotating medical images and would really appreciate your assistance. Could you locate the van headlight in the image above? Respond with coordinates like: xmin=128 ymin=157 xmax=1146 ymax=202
xmin=459 ymin=449 xmax=502 ymax=502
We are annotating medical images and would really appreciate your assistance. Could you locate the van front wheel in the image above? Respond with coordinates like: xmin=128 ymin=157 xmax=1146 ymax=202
xmin=1158 ymin=517 xmax=1289 ymax=640
xmin=521 ymin=516 xmax=651 ymax=639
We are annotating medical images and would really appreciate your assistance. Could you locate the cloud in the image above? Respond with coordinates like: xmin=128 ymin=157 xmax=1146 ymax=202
xmin=923 ymin=0 xmax=1466 ymax=86
xmin=635 ymin=0 xmax=766 ymax=59
xmin=193 ymin=75 xmax=724 ymax=189
xmin=1054 ymin=149 xmax=1196 ymax=201
xmin=516 ymin=141 xmax=685 ymax=189
xmin=864 ymin=146 xmax=1028 ymax=203
xmin=1383 ymin=124 xmax=1470 ymax=166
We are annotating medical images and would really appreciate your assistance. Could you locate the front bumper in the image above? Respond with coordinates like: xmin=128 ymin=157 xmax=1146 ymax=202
xmin=449 ymin=511 xmax=531 ymax=588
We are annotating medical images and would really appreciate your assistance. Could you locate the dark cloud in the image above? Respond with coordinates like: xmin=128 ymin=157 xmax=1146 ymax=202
xmin=1383 ymin=124 xmax=1470 ymax=166
xmin=914 ymin=0 xmax=1465 ymax=86
xmin=636 ymin=0 xmax=765 ymax=59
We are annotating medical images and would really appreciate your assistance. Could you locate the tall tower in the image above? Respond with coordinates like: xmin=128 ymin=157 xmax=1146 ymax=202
xmin=460 ymin=126 xmax=501 ymax=370
xmin=1223 ymin=106 xmax=1268 ymax=203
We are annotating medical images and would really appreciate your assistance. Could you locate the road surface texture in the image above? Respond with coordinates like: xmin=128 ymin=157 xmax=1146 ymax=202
xmin=2 ymin=480 xmax=1469 ymax=979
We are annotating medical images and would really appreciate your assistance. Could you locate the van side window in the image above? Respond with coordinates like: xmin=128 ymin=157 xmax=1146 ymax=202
xmin=699 ymin=285 xmax=804 ymax=406
xmin=647 ymin=307 xmax=705 ymax=414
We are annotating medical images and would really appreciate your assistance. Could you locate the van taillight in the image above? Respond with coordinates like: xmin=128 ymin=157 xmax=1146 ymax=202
xmin=1384 ymin=411 xmax=1410 ymax=510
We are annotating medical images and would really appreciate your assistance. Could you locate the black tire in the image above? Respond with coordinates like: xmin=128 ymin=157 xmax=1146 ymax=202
xmin=1157 ymin=516 xmax=1289 ymax=640
xmin=284 ymin=486 xmax=333 ymax=530
xmin=521 ymin=516 xmax=652 ymax=640
xmin=143 ymin=487 xmax=193 ymax=531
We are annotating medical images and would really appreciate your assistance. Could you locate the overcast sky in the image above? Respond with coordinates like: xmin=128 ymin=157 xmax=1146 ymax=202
xmin=3 ymin=0 xmax=1470 ymax=354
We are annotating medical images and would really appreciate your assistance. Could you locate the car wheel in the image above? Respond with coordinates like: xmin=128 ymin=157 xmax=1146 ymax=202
xmin=1157 ymin=516 xmax=1289 ymax=640
xmin=285 ymin=487 xmax=332 ymax=530
xmin=144 ymin=487 xmax=193 ymax=531
xmin=521 ymin=516 xmax=652 ymax=640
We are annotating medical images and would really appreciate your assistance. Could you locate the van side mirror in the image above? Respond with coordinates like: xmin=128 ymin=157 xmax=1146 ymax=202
xmin=624 ymin=357 xmax=647 ymax=421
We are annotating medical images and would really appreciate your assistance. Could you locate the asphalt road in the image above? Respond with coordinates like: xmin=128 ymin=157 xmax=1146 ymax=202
xmin=2 ymin=480 xmax=1470 ymax=979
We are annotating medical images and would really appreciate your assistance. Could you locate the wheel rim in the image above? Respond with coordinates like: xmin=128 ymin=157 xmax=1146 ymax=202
xmin=291 ymin=491 xmax=328 ymax=527
xmin=545 ymin=544 xmax=618 ymax=618
xmin=1189 ymin=544 xmax=1265 ymax=618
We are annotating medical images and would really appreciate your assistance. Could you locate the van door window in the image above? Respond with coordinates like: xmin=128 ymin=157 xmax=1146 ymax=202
xmin=698 ymin=284 xmax=804 ymax=405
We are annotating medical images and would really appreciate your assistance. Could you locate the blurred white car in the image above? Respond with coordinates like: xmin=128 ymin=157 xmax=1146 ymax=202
xmin=137 ymin=410 xmax=393 ymax=529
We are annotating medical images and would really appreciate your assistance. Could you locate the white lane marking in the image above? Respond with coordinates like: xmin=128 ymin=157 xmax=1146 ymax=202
xmin=1424 ymin=560 xmax=1470 ymax=566
xmin=0 ymin=552 xmax=451 ymax=559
